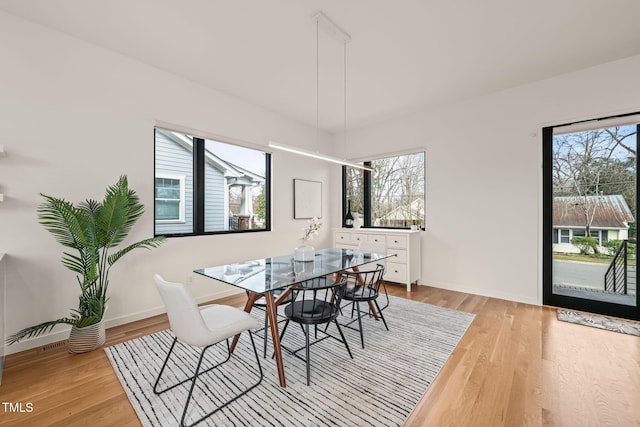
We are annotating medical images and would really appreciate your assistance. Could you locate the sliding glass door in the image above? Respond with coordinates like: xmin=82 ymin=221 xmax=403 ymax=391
xmin=543 ymin=114 xmax=640 ymax=320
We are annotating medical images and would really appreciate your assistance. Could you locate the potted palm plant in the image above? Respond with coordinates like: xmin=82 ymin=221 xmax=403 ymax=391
xmin=7 ymin=175 xmax=165 ymax=353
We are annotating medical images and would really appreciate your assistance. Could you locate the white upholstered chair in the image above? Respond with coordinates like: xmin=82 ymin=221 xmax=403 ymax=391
xmin=153 ymin=274 xmax=263 ymax=427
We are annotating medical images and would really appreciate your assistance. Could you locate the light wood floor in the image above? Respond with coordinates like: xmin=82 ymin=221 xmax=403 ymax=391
xmin=1 ymin=285 xmax=639 ymax=426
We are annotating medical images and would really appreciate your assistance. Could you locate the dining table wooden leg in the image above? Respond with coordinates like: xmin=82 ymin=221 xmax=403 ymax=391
xmin=264 ymin=292 xmax=287 ymax=387
xmin=230 ymin=291 xmax=260 ymax=352
xmin=231 ymin=291 xmax=287 ymax=387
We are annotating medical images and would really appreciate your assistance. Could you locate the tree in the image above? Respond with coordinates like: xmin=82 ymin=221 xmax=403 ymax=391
xmin=553 ymin=125 xmax=637 ymax=237
xmin=346 ymin=153 xmax=425 ymax=227
xmin=254 ymin=186 xmax=266 ymax=221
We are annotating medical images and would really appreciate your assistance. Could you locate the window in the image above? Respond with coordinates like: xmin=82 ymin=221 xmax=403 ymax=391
xmin=343 ymin=151 xmax=425 ymax=229
xmin=555 ymin=228 xmax=603 ymax=244
xmin=154 ymin=127 xmax=271 ymax=236
xmin=155 ymin=175 xmax=185 ymax=222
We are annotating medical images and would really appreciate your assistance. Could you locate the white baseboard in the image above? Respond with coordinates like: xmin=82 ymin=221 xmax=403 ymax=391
xmin=4 ymin=287 xmax=244 ymax=356
xmin=417 ymin=280 xmax=540 ymax=306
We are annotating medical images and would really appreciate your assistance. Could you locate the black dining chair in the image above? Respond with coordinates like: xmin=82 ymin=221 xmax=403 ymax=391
xmin=357 ymin=241 xmax=390 ymax=311
xmin=341 ymin=264 xmax=389 ymax=349
xmin=278 ymin=275 xmax=352 ymax=385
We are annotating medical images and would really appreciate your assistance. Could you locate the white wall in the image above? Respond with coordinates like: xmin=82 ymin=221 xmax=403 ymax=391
xmin=338 ymin=54 xmax=640 ymax=305
xmin=4 ymin=9 xmax=640 ymax=354
xmin=0 ymin=12 xmax=340 ymax=354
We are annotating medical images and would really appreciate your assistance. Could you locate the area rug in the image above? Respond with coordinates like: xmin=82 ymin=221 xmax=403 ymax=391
xmin=105 ymin=296 xmax=475 ymax=426
xmin=557 ymin=309 xmax=640 ymax=337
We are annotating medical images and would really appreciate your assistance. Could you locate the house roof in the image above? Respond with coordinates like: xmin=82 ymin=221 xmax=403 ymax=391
xmin=553 ymin=195 xmax=634 ymax=229
xmin=377 ymin=198 xmax=424 ymax=221
xmin=157 ymin=128 xmax=264 ymax=185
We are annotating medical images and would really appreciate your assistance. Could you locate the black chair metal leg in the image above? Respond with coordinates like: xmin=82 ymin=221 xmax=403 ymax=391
xmin=262 ymin=309 xmax=269 ymax=358
xmin=333 ymin=319 xmax=353 ymax=359
xmin=375 ymin=299 xmax=389 ymax=331
xmin=305 ymin=324 xmax=311 ymax=386
xmin=279 ymin=319 xmax=290 ymax=343
xmin=180 ymin=345 xmax=210 ymax=427
xmin=380 ymin=282 xmax=390 ymax=311
xmin=356 ymin=301 xmax=365 ymax=349
xmin=155 ymin=338 xmax=232 ymax=394
xmin=184 ymin=333 xmax=263 ymax=427
xmin=156 ymin=333 xmax=263 ymax=427
xmin=153 ymin=337 xmax=178 ymax=394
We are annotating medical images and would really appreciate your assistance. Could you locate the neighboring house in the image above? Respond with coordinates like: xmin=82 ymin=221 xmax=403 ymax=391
xmin=375 ymin=198 xmax=424 ymax=227
xmin=154 ymin=129 xmax=264 ymax=234
xmin=553 ymin=194 xmax=634 ymax=254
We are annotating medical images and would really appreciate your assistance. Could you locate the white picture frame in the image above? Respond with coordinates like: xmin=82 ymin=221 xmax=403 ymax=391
xmin=294 ymin=179 xmax=322 ymax=219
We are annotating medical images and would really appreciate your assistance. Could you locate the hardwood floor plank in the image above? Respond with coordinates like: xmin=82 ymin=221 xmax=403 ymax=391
xmin=1 ymin=285 xmax=639 ymax=426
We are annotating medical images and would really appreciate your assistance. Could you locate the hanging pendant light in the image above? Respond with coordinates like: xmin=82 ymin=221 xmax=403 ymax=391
xmin=269 ymin=11 xmax=371 ymax=172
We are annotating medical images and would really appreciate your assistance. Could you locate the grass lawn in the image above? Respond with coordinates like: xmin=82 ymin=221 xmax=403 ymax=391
xmin=553 ymin=252 xmax=636 ymax=266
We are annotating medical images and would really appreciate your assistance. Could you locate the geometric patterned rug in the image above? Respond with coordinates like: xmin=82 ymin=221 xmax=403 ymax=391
xmin=105 ymin=296 xmax=475 ymax=426
xmin=557 ymin=309 xmax=640 ymax=337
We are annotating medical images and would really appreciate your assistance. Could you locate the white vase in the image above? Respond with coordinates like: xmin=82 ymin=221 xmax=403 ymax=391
xmin=294 ymin=244 xmax=315 ymax=262
xmin=68 ymin=318 xmax=106 ymax=354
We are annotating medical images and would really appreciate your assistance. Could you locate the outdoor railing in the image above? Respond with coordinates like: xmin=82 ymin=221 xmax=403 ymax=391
xmin=604 ymin=239 xmax=636 ymax=294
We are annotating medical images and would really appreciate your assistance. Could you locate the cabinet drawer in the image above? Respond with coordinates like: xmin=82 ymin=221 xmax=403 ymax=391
xmin=351 ymin=233 xmax=366 ymax=245
xmin=386 ymin=235 xmax=407 ymax=249
xmin=367 ymin=234 xmax=386 ymax=244
xmin=335 ymin=232 xmax=353 ymax=244
xmin=388 ymin=248 xmax=407 ymax=263
xmin=385 ymin=262 xmax=407 ymax=282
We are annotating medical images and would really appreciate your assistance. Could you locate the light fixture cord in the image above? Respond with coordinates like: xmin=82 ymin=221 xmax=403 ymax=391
xmin=344 ymin=39 xmax=347 ymax=158
xmin=316 ymin=18 xmax=319 ymax=147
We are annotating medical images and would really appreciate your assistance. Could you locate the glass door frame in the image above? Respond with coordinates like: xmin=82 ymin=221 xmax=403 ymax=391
xmin=542 ymin=118 xmax=640 ymax=321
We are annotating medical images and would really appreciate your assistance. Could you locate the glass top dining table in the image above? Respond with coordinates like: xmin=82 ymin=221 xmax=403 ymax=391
xmin=194 ymin=247 xmax=390 ymax=294
xmin=194 ymin=247 xmax=392 ymax=388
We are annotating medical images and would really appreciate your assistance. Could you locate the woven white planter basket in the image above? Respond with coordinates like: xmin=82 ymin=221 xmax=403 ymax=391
xmin=68 ymin=319 xmax=106 ymax=354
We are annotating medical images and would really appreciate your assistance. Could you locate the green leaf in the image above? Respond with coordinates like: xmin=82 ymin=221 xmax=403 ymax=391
xmin=6 ymin=318 xmax=82 ymax=345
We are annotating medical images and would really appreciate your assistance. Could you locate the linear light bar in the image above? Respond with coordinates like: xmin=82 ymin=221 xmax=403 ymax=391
xmin=268 ymin=141 xmax=372 ymax=171
xmin=311 ymin=11 xmax=351 ymax=44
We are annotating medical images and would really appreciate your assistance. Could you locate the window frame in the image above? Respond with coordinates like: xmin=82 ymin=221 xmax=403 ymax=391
xmin=342 ymin=150 xmax=426 ymax=230
xmin=154 ymin=127 xmax=271 ymax=238
xmin=154 ymin=173 xmax=186 ymax=223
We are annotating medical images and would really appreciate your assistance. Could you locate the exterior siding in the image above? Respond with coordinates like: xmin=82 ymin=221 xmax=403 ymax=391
xmin=155 ymin=131 xmax=194 ymax=235
xmin=204 ymin=164 xmax=226 ymax=232
xmin=155 ymin=129 xmax=229 ymax=235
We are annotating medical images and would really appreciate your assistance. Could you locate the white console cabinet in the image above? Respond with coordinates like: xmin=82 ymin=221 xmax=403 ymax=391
xmin=333 ymin=228 xmax=421 ymax=291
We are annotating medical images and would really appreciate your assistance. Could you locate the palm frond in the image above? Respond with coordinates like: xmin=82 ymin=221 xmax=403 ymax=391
xmin=6 ymin=318 xmax=81 ymax=345
xmin=38 ymin=195 xmax=92 ymax=249
xmin=106 ymin=236 xmax=166 ymax=266
xmin=98 ymin=176 xmax=145 ymax=248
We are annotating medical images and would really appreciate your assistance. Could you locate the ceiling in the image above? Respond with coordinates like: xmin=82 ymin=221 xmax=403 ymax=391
xmin=2 ymin=0 xmax=640 ymax=133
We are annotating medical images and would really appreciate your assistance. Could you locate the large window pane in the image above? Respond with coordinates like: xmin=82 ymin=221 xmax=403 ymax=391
xmin=371 ymin=153 xmax=425 ymax=227
xmin=204 ymin=139 xmax=267 ymax=232
xmin=154 ymin=127 xmax=270 ymax=236
xmin=154 ymin=129 xmax=193 ymax=234
xmin=344 ymin=151 xmax=425 ymax=229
